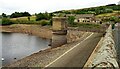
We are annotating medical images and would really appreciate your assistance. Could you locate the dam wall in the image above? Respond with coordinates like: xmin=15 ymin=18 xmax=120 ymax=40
xmin=84 ymin=25 xmax=119 ymax=68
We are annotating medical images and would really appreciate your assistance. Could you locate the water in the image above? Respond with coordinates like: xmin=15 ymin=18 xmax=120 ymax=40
xmin=0 ymin=32 xmax=50 ymax=66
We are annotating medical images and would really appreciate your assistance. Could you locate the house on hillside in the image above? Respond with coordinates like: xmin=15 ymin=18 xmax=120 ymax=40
xmin=74 ymin=14 xmax=94 ymax=23
xmin=66 ymin=14 xmax=100 ymax=23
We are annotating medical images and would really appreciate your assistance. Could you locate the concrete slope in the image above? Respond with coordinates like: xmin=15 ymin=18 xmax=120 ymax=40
xmin=45 ymin=33 xmax=102 ymax=67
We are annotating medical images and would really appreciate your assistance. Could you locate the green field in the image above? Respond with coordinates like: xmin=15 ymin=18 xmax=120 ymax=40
xmin=10 ymin=16 xmax=36 ymax=21
xmin=0 ymin=19 xmax=2 ymax=23
xmin=96 ymin=11 xmax=120 ymax=17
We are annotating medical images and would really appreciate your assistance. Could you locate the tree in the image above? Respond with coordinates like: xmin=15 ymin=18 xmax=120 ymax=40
xmin=10 ymin=12 xmax=31 ymax=18
xmin=1 ymin=18 xmax=13 ymax=25
xmin=36 ymin=13 xmax=45 ymax=21
xmin=49 ymin=13 xmax=53 ymax=19
xmin=36 ymin=12 xmax=52 ymax=21
xmin=68 ymin=16 xmax=75 ymax=25
xmin=2 ymin=13 xmax=7 ymax=18
xmin=109 ymin=16 xmax=119 ymax=23
xmin=28 ymin=16 xmax=30 ymax=21
xmin=22 ymin=11 xmax=31 ymax=16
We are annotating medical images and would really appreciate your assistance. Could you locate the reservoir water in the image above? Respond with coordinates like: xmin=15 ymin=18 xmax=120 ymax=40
xmin=0 ymin=32 xmax=50 ymax=66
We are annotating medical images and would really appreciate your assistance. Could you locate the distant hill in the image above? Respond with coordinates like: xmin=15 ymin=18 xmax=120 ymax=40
xmin=106 ymin=4 xmax=116 ymax=6
xmin=53 ymin=4 xmax=120 ymax=15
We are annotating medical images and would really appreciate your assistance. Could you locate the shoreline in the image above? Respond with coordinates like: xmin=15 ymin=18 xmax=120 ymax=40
xmin=0 ymin=24 xmax=52 ymax=39
xmin=0 ymin=24 xmax=86 ymax=43
xmin=1 ymin=24 xmax=93 ymax=67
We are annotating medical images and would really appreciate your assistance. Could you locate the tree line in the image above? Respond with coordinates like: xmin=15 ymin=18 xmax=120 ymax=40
xmin=10 ymin=12 xmax=31 ymax=18
xmin=1 ymin=12 xmax=53 ymax=25
xmin=1 ymin=12 xmax=31 ymax=18
xmin=53 ymin=4 xmax=120 ymax=15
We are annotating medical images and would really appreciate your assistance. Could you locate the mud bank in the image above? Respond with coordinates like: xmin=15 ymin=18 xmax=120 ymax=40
xmin=1 ymin=24 xmax=52 ymax=39
xmin=1 ymin=24 xmax=86 ymax=43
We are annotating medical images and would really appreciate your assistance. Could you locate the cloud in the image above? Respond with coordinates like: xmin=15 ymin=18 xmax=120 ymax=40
xmin=0 ymin=0 xmax=119 ymax=15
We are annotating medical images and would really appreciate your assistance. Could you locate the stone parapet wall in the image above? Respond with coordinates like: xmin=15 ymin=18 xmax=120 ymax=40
xmin=84 ymin=25 xmax=119 ymax=68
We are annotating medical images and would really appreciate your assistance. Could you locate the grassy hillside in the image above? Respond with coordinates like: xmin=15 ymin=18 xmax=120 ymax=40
xmin=96 ymin=11 xmax=120 ymax=23
xmin=96 ymin=11 xmax=120 ymax=17
xmin=52 ymin=4 xmax=120 ymax=23
xmin=53 ymin=5 xmax=120 ymax=15
xmin=2 ymin=4 xmax=120 ymax=25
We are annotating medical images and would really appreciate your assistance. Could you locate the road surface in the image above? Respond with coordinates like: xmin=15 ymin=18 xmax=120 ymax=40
xmin=45 ymin=33 xmax=103 ymax=68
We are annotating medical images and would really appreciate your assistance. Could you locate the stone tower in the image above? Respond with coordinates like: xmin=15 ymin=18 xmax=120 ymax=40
xmin=51 ymin=17 xmax=67 ymax=47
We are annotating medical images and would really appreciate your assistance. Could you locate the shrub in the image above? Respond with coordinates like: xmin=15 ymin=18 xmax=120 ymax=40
xmin=36 ymin=12 xmax=51 ymax=21
xmin=68 ymin=16 xmax=75 ymax=25
xmin=1 ymin=18 xmax=14 ymax=25
xmin=40 ymin=20 xmax=49 ymax=26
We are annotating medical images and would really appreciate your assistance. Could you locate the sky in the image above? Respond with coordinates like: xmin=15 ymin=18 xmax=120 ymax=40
xmin=0 ymin=0 xmax=120 ymax=15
